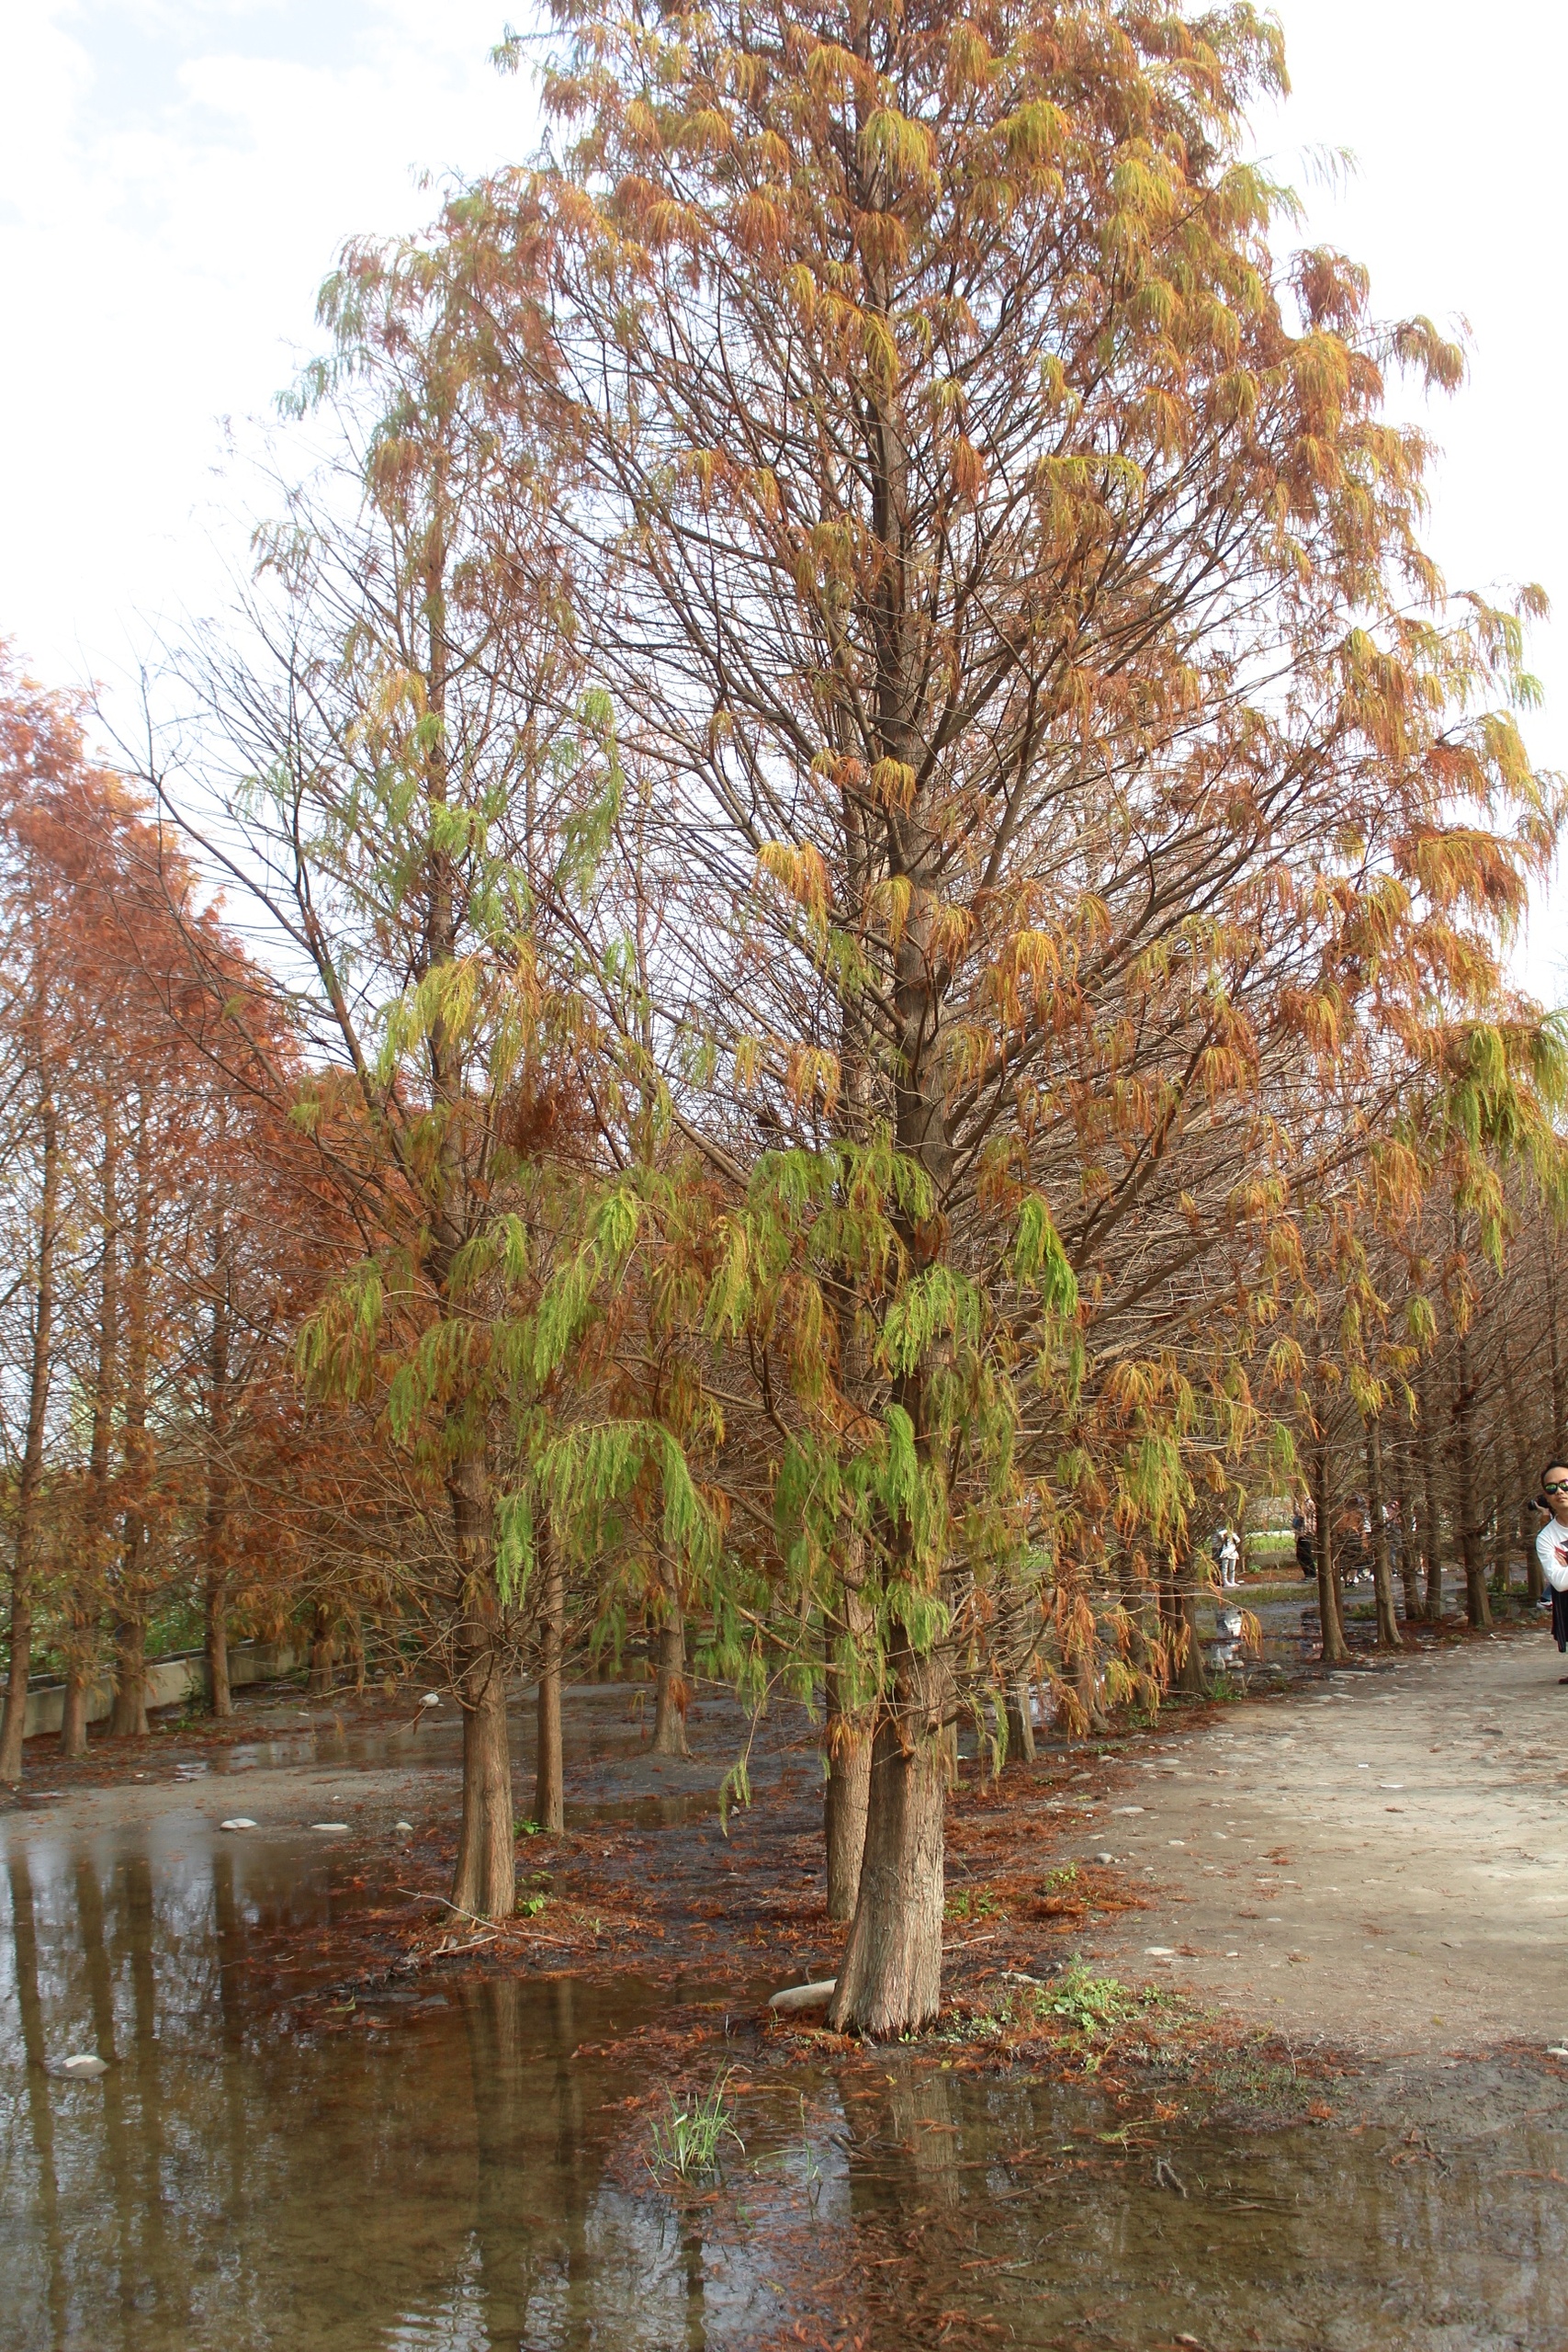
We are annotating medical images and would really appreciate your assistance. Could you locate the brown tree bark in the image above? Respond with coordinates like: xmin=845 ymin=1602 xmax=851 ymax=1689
xmin=1548 ymin=1251 xmax=1565 ymax=1442
xmin=995 ymin=1573 xmax=1040 ymax=1762
xmin=1365 ymin=1419 xmax=1403 ymax=1651
xmin=453 ymin=1630 xmax=516 ymax=1918
xmin=829 ymin=1634 xmax=949 ymax=2035
xmin=62 ymin=1109 xmax=119 ymax=1758
xmin=108 ymin=1107 xmax=153 ymax=1740
xmin=533 ymin=1520 xmax=564 ymax=1835
xmin=0 ymin=1083 xmax=60 ymax=1784
xmin=1450 ymin=1316 xmax=1492 ymax=1631
xmin=1313 ymin=1442 xmax=1350 ymax=1665
xmin=449 ymin=1458 xmax=516 ymax=1920
xmin=1173 ymin=1549 xmax=1210 ymax=1696
xmin=824 ymin=1659 xmax=871 ymax=1921
xmin=1391 ymin=1428 xmax=1422 ymax=1625
xmin=1416 ymin=1362 xmax=1444 ymax=1622
xmin=307 ymin=1603 xmax=336 ymax=1697
xmin=1004 ymin=1676 xmax=1037 ymax=1766
xmin=1501 ymin=1343 xmax=1541 ymax=1603
xmin=650 ymin=1606 xmax=689 ymax=1757
xmin=203 ymin=1183 xmax=234 ymax=1717
xmin=823 ymin=1566 xmax=874 ymax=1917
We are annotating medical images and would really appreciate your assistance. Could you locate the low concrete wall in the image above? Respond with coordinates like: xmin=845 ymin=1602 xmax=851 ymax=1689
xmin=24 ymin=1641 xmax=303 ymax=1740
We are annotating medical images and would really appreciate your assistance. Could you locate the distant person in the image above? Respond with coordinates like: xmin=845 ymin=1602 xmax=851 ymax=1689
xmin=1219 ymin=1527 xmax=1241 ymax=1588
xmin=1534 ymin=1458 xmax=1568 ymax=1679
xmin=1293 ymin=1510 xmax=1315 ymax=1580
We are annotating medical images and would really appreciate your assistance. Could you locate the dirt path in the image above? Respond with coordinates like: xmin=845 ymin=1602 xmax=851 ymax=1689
xmin=1080 ymin=1623 xmax=1568 ymax=2054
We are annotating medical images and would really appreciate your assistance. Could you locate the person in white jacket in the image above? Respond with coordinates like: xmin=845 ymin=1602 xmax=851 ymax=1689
xmin=1534 ymin=1459 xmax=1568 ymax=1676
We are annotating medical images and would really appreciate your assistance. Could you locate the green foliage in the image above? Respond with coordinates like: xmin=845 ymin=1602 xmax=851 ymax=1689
xmin=1043 ymin=1965 xmax=1137 ymax=2037
xmin=646 ymin=2073 xmax=745 ymax=2182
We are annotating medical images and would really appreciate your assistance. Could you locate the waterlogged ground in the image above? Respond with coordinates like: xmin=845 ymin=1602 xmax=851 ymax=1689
xmin=4 ymin=1638 xmax=1568 ymax=2349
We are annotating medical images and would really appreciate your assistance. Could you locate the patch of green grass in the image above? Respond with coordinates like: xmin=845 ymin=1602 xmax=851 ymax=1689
xmin=1042 ymin=1963 xmax=1138 ymax=2037
xmin=945 ymin=1885 xmax=1004 ymax=1924
xmin=1041 ymin=1863 xmax=1079 ymax=1894
xmin=514 ymin=1893 xmax=548 ymax=1917
xmin=648 ymin=2073 xmax=745 ymax=2182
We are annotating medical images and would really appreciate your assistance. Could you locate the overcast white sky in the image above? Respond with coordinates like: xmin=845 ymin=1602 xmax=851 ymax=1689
xmin=2 ymin=1 xmax=1564 ymax=996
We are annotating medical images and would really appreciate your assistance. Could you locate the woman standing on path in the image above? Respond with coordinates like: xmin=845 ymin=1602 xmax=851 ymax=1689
xmin=1533 ymin=1460 xmax=1568 ymax=1677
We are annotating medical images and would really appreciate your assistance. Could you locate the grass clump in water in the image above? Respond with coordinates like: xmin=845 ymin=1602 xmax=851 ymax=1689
xmin=648 ymin=2071 xmax=745 ymax=2182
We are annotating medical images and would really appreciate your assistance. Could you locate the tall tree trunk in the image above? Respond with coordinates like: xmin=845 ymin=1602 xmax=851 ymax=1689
xmin=0 ymin=1083 xmax=61 ymax=1784
xmin=1314 ymin=1441 xmax=1350 ymax=1665
xmin=449 ymin=1459 xmax=515 ymax=1920
xmin=823 ymin=1563 xmax=874 ymax=1918
xmin=1173 ymin=1549 xmax=1209 ymax=1697
xmin=829 ymin=1631 xmax=949 ymax=2035
xmin=1004 ymin=1674 xmax=1037 ymax=1766
xmin=1416 ymin=1362 xmax=1443 ymax=1622
xmin=1548 ymin=1251 xmax=1565 ymax=1442
xmin=533 ymin=1519 xmax=564 ymax=1835
xmin=1501 ymin=1344 xmax=1541 ymax=1603
xmin=307 ymin=1603 xmax=335 ymax=1697
xmin=824 ymin=1663 xmax=871 ymax=1923
xmin=1365 ymin=1419 xmax=1403 ymax=1651
xmin=63 ymin=1108 xmax=119 ymax=1758
xmin=1451 ymin=1316 xmax=1491 ymax=1630
xmin=203 ymin=1183 xmax=234 ymax=1718
xmin=650 ymin=1594 xmax=689 ymax=1758
xmin=1392 ymin=1427 xmax=1421 ymax=1624
xmin=995 ymin=1572 xmax=1040 ymax=1761
xmin=109 ymin=1108 xmax=153 ymax=1741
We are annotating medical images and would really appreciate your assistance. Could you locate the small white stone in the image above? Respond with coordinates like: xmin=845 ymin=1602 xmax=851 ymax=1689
xmin=220 ymin=1818 xmax=257 ymax=1832
xmin=311 ymin=1823 xmax=350 ymax=1833
xmin=420 ymin=1692 xmax=442 ymax=1708
xmin=394 ymin=1821 xmax=414 ymax=1834
xmin=1111 ymin=1804 xmax=1145 ymax=1815
xmin=1144 ymin=1945 xmax=1176 ymax=1957
xmin=60 ymin=2053 xmax=108 ymax=2078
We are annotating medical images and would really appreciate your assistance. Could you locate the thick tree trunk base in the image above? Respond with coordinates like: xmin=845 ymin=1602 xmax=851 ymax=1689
xmin=206 ymin=1587 xmax=232 ymax=1719
xmin=1314 ymin=1547 xmax=1350 ymax=1665
xmin=829 ymin=1706 xmax=946 ymax=2037
xmin=824 ymin=1720 xmax=871 ymax=1922
xmin=651 ymin=1616 xmax=688 ymax=1757
xmin=59 ymin=1676 xmax=89 ymax=1760
xmin=1175 ymin=1582 xmax=1209 ymax=1697
xmin=109 ymin=1622 xmax=149 ymax=1739
xmin=452 ymin=1645 xmax=516 ymax=1921
xmin=1004 ymin=1679 xmax=1036 ymax=1767
xmin=0 ymin=1595 xmax=31 ymax=1784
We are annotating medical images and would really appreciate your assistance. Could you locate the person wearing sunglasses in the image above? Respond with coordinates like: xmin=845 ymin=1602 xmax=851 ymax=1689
xmin=1535 ymin=1462 xmax=1568 ymax=1677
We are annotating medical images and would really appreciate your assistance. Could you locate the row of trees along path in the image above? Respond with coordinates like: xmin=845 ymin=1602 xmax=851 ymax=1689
xmin=4 ymin=0 xmax=1566 ymax=2036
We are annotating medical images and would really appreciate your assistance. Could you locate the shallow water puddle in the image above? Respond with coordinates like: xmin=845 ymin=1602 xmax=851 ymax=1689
xmin=4 ymin=1811 xmax=1568 ymax=2348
